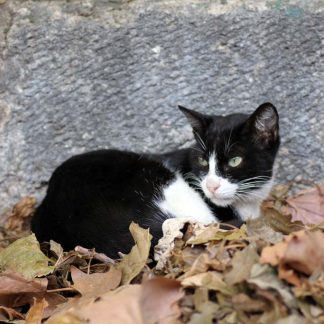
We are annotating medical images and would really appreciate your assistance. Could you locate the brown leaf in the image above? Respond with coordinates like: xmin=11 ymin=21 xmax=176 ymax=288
xmin=181 ymin=271 xmax=235 ymax=295
xmin=224 ymin=245 xmax=259 ymax=285
xmin=286 ymin=185 xmax=324 ymax=225
xmin=0 ymin=234 xmax=54 ymax=279
xmin=0 ymin=272 xmax=48 ymax=295
xmin=283 ymin=231 xmax=324 ymax=275
xmin=140 ymin=277 xmax=184 ymax=323
xmin=248 ymin=264 xmax=296 ymax=308
xmin=261 ymin=231 xmax=324 ymax=276
xmin=260 ymin=204 xmax=304 ymax=235
xmin=186 ymin=224 xmax=247 ymax=245
xmin=4 ymin=197 xmax=36 ymax=232
xmin=0 ymin=306 xmax=24 ymax=321
xmin=47 ymin=278 xmax=183 ymax=324
xmin=117 ymin=222 xmax=152 ymax=285
xmin=25 ymin=298 xmax=48 ymax=324
xmin=260 ymin=240 xmax=288 ymax=267
xmin=71 ymin=265 xmax=121 ymax=297
xmin=278 ymin=264 xmax=301 ymax=287
xmin=231 ymin=293 xmax=268 ymax=313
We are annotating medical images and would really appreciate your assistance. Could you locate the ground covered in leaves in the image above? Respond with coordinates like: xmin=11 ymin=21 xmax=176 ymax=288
xmin=0 ymin=183 xmax=323 ymax=323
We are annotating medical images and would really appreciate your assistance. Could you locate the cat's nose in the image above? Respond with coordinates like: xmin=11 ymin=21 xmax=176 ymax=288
xmin=206 ymin=179 xmax=220 ymax=193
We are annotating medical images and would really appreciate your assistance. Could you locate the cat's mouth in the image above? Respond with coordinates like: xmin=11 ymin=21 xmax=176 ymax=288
xmin=201 ymin=177 xmax=238 ymax=207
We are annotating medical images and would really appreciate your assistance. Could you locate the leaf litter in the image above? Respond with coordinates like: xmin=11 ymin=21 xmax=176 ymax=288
xmin=0 ymin=183 xmax=323 ymax=323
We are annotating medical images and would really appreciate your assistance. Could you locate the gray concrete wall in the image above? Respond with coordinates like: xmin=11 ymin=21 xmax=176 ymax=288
xmin=0 ymin=0 xmax=323 ymax=217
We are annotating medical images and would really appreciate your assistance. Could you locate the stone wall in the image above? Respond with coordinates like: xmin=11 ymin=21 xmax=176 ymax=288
xmin=0 ymin=0 xmax=323 ymax=217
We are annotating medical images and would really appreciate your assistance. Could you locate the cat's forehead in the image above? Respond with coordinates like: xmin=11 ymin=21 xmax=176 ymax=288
xmin=204 ymin=113 xmax=249 ymax=154
xmin=210 ymin=113 xmax=248 ymax=131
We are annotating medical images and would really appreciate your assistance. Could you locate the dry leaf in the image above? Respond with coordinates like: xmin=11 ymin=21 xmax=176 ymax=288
xmin=261 ymin=231 xmax=324 ymax=276
xmin=25 ymin=298 xmax=48 ymax=324
xmin=117 ymin=222 xmax=152 ymax=285
xmin=0 ymin=306 xmax=24 ymax=321
xmin=282 ymin=231 xmax=324 ymax=275
xmin=278 ymin=264 xmax=301 ymax=287
xmin=4 ymin=197 xmax=36 ymax=232
xmin=0 ymin=272 xmax=48 ymax=295
xmin=71 ymin=265 xmax=121 ymax=297
xmin=154 ymin=218 xmax=189 ymax=270
xmin=50 ymin=240 xmax=64 ymax=263
xmin=231 ymin=293 xmax=268 ymax=312
xmin=48 ymin=278 xmax=183 ymax=324
xmin=0 ymin=234 xmax=54 ymax=279
xmin=224 ymin=245 xmax=259 ymax=285
xmin=140 ymin=277 xmax=184 ymax=323
xmin=286 ymin=185 xmax=324 ymax=225
xmin=186 ymin=224 xmax=247 ymax=245
xmin=248 ymin=264 xmax=296 ymax=308
xmin=260 ymin=240 xmax=288 ymax=267
xmin=181 ymin=271 xmax=234 ymax=295
xmin=47 ymin=285 xmax=143 ymax=324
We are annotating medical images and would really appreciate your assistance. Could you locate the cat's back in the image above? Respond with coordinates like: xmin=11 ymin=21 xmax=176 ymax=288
xmin=32 ymin=149 xmax=176 ymax=255
xmin=48 ymin=149 xmax=173 ymax=188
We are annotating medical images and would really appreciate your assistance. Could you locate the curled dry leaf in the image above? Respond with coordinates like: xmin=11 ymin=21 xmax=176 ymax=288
xmin=25 ymin=298 xmax=48 ymax=324
xmin=283 ymin=231 xmax=324 ymax=275
xmin=4 ymin=196 xmax=36 ymax=232
xmin=117 ymin=222 xmax=152 ymax=285
xmin=261 ymin=230 xmax=324 ymax=276
xmin=0 ymin=306 xmax=24 ymax=321
xmin=286 ymin=185 xmax=324 ymax=225
xmin=154 ymin=218 xmax=190 ymax=270
xmin=186 ymin=224 xmax=247 ymax=245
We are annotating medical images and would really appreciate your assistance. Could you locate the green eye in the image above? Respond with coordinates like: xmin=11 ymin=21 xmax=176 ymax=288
xmin=198 ymin=157 xmax=208 ymax=167
xmin=228 ymin=156 xmax=242 ymax=167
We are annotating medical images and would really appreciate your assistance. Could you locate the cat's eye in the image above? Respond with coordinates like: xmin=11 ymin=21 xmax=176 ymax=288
xmin=228 ymin=156 xmax=242 ymax=168
xmin=198 ymin=157 xmax=208 ymax=167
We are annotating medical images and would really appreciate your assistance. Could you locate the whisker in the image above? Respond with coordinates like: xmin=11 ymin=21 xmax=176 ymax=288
xmin=193 ymin=131 xmax=206 ymax=150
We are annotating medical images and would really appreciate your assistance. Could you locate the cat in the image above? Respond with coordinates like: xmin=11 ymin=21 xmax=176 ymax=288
xmin=32 ymin=102 xmax=280 ymax=258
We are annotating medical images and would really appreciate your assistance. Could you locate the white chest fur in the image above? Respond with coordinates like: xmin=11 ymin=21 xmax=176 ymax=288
xmin=157 ymin=175 xmax=217 ymax=224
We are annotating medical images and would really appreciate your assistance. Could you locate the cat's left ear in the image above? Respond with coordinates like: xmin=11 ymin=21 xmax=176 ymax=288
xmin=246 ymin=102 xmax=279 ymax=147
xmin=178 ymin=105 xmax=211 ymax=138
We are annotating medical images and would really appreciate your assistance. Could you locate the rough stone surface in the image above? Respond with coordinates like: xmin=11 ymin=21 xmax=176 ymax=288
xmin=0 ymin=0 xmax=323 ymax=216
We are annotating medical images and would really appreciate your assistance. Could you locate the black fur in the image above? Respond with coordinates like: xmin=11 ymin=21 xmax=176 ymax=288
xmin=32 ymin=103 xmax=280 ymax=258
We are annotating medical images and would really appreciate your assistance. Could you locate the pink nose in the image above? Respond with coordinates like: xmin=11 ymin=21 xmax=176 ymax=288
xmin=206 ymin=180 xmax=220 ymax=193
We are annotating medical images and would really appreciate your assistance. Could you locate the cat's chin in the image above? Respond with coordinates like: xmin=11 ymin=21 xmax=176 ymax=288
xmin=208 ymin=196 xmax=235 ymax=207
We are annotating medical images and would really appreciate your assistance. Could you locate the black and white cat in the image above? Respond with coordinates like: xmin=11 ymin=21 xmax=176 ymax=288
xmin=32 ymin=103 xmax=280 ymax=258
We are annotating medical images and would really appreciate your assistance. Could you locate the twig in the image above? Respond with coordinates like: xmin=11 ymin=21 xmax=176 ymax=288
xmin=74 ymin=246 xmax=115 ymax=264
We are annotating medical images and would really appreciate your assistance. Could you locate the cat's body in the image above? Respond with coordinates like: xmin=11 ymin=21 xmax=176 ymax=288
xmin=32 ymin=103 xmax=280 ymax=258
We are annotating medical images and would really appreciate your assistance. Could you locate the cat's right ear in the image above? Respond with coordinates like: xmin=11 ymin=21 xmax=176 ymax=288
xmin=178 ymin=105 xmax=211 ymax=138
xmin=246 ymin=102 xmax=280 ymax=147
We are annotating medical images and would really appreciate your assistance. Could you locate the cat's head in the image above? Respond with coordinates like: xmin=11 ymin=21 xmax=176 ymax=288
xmin=179 ymin=103 xmax=280 ymax=209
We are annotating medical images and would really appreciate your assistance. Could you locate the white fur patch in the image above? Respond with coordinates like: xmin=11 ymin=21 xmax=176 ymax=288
xmin=233 ymin=179 xmax=273 ymax=220
xmin=157 ymin=174 xmax=217 ymax=224
xmin=201 ymin=152 xmax=238 ymax=207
